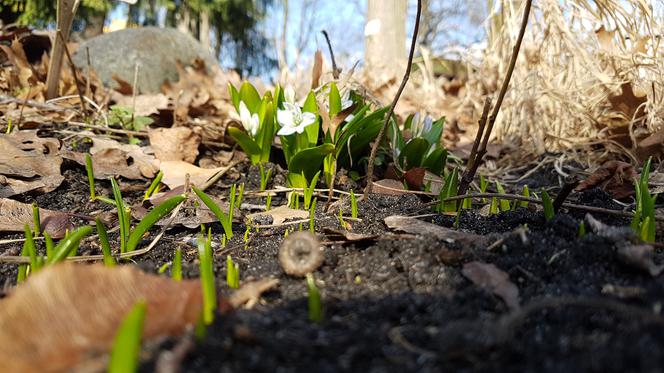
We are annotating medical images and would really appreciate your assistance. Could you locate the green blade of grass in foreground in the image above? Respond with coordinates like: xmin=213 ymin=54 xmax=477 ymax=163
xmin=48 ymin=226 xmax=93 ymax=264
xmin=172 ymin=248 xmax=183 ymax=281
xmin=198 ymin=233 xmax=217 ymax=324
xmin=126 ymin=195 xmax=186 ymax=252
xmin=96 ymin=219 xmax=115 ymax=267
xmin=108 ymin=301 xmax=146 ymax=373
xmin=111 ymin=178 xmax=129 ymax=253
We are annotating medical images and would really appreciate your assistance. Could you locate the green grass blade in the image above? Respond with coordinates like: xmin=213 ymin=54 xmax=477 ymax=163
xmin=44 ymin=231 xmax=54 ymax=260
xmin=143 ymin=170 xmax=164 ymax=201
xmin=96 ymin=219 xmax=115 ymax=267
xmin=17 ymin=241 xmax=29 ymax=283
xmin=193 ymin=186 xmax=233 ymax=238
xmin=126 ymin=195 xmax=185 ymax=252
xmin=350 ymin=190 xmax=357 ymax=219
xmin=32 ymin=202 xmax=41 ymax=236
xmin=49 ymin=226 xmax=93 ymax=264
xmin=172 ymin=248 xmax=182 ymax=281
xmin=23 ymin=224 xmax=38 ymax=271
xmin=85 ymin=153 xmax=96 ymax=201
xmin=108 ymin=301 xmax=146 ymax=373
xmin=306 ymin=273 xmax=323 ymax=323
xmin=198 ymin=234 xmax=217 ymax=324
xmin=519 ymin=185 xmax=530 ymax=208
xmin=111 ymin=178 xmax=128 ymax=253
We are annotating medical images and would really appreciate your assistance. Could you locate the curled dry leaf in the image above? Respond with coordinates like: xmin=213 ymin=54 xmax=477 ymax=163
xmin=0 ymin=264 xmax=204 ymax=373
xmin=0 ymin=198 xmax=76 ymax=238
xmin=575 ymin=160 xmax=636 ymax=199
xmin=229 ymin=278 xmax=280 ymax=309
xmin=112 ymin=92 xmax=169 ymax=117
xmin=462 ymin=261 xmax=520 ymax=310
xmin=148 ymin=126 xmax=201 ymax=163
xmin=0 ymin=130 xmax=64 ymax=198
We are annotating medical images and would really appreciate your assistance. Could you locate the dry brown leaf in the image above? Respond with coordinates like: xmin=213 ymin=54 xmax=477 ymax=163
xmin=575 ymin=161 xmax=636 ymax=199
xmin=384 ymin=216 xmax=490 ymax=247
xmin=372 ymin=179 xmax=408 ymax=195
xmin=608 ymin=82 xmax=647 ymax=121
xmin=0 ymin=264 xmax=204 ymax=372
xmin=148 ymin=126 xmax=201 ymax=163
xmin=595 ymin=26 xmax=619 ymax=54
xmin=228 ymin=278 xmax=279 ymax=309
xmin=461 ymin=261 xmax=520 ymax=310
xmin=636 ymin=126 xmax=664 ymax=161
xmin=0 ymin=130 xmax=64 ymax=198
xmin=247 ymin=205 xmax=309 ymax=226
xmin=160 ymin=160 xmax=223 ymax=189
xmin=311 ymin=50 xmax=323 ymax=90
xmin=0 ymin=198 xmax=76 ymax=238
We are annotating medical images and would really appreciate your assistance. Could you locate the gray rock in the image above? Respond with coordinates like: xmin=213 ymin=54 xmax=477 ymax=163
xmin=72 ymin=27 xmax=217 ymax=93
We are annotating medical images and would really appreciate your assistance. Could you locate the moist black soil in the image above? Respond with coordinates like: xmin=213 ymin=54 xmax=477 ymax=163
xmin=2 ymin=158 xmax=664 ymax=373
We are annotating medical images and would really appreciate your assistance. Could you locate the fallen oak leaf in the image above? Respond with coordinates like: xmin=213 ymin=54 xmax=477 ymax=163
xmin=0 ymin=264 xmax=204 ymax=373
xmin=0 ymin=198 xmax=77 ymax=238
xmin=575 ymin=160 xmax=636 ymax=199
xmin=462 ymin=261 xmax=520 ymax=310
xmin=160 ymin=160 xmax=225 ymax=189
xmin=148 ymin=126 xmax=201 ymax=163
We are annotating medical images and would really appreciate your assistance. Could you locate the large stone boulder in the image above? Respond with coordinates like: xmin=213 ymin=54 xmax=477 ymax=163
xmin=72 ymin=27 xmax=217 ymax=93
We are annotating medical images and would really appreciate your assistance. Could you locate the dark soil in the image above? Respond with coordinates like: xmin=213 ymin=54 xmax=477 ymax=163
xmin=3 ymin=158 xmax=664 ymax=373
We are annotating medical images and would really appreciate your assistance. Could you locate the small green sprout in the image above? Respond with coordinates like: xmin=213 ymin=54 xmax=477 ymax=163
xmin=172 ymin=248 xmax=182 ymax=281
xmin=5 ymin=117 xmax=12 ymax=134
xmin=338 ymin=208 xmax=350 ymax=230
xmin=437 ymin=168 xmax=459 ymax=213
xmin=192 ymin=186 xmax=234 ymax=238
xmin=631 ymin=157 xmax=656 ymax=242
xmin=541 ymin=189 xmax=555 ymax=221
xmin=198 ymin=231 xmax=216 ymax=325
xmin=126 ymin=195 xmax=186 ymax=252
xmin=306 ymin=273 xmax=323 ymax=323
xmin=489 ymin=197 xmax=499 ymax=215
xmin=266 ymin=193 xmax=272 ymax=211
xmin=96 ymin=219 xmax=116 ymax=267
xmin=143 ymin=170 xmax=164 ymax=201
xmin=495 ymin=181 xmax=510 ymax=212
xmin=243 ymin=225 xmax=250 ymax=243
xmin=519 ymin=185 xmax=530 ymax=208
xmin=309 ymin=197 xmax=317 ymax=233
xmin=226 ymin=255 xmax=240 ymax=289
xmin=303 ymin=171 xmax=320 ymax=210
xmin=108 ymin=300 xmax=146 ymax=373
xmin=236 ymin=183 xmax=245 ymax=209
xmin=578 ymin=220 xmax=586 ymax=238
xmin=44 ymin=231 xmax=54 ymax=259
xmin=480 ymin=175 xmax=488 ymax=202
xmin=221 ymin=234 xmax=227 ymax=248
xmin=17 ymin=240 xmax=29 ymax=283
xmin=258 ymin=163 xmax=272 ymax=191
xmin=350 ymin=190 xmax=358 ymax=219
xmin=32 ymin=202 xmax=41 ymax=236
xmin=23 ymin=225 xmax=39 ymax=272
xmin=85 ymin=153 xmax=96 ymax=201
xmin=158 ymin=262 xmax=172 ymax=274
xmin=111 ymin=178 xmax=130 ymax=253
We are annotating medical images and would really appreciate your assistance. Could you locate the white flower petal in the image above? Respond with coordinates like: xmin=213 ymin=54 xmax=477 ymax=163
xmin=285 ymin=85 xmax=296 ymax=104
xmin=301 ymin=112 xmax=316 ymax=127
xmin=277 ymin=109 xmax=294 ymax=128
xmin=277 ymin=126 xmax=297 ymax=136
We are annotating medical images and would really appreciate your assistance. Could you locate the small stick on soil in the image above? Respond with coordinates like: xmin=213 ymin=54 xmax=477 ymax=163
xmin=364 ymin=0 xmax=422 ymax=195
xmin=457 ymin=0 xmax=533 ymax=196
xmin=57 ymin=30 xmax=87 ymax=113
xmin=321 ymin=30 xmax=340 ymax=79
xmin=0 ymin=95 xmax=70 ymax=112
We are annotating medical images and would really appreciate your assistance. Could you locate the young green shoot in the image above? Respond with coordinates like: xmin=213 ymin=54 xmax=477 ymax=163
xmin=158 ymin=262 xmax=172 ymax=274
xmin=243 ymin=225 xmax=250 ymax=249
xmin=631 ymin=157 xmax=656 ymax=242
xmin=5 ymin=117 xmax=12 ymax=134
xmin=192 ymin=186 xmax=234 ymax=238
xmin=303 ymin=171 xmax=321 ymax=210
xmin=48 ymin=226 xmax=93 ymax=264
xmin=226 ymin=255 xmax=240 ymax=289
xmin=111 ymin=178 xmax=130 ymax=253
xmin=44 ymin=231 xmax=54 ymax=260
xmin=17 ymin=240 xmax=29 ymax=283
xmin=489 ymin=197 xmax=499 ymax=215
xmin=172 ymin=248 xmax=183 ymax=281
xmin=309 ymin=197 xmax=317 ymax=233
xmin=198 ymin=231 xmax=216 ymax=325
xmin=108 ymin=300 xmax=146 ymax=373
xmin=519 ymin=185 xmax=530 ymax=208
xmin=541 ymin=189 xmax=555 ymax=221
xmin=143 ymin=170 xmax=164 ymax=201
xmin=85 ymin=153 xmax=96 ymax=201
xmin=350 ymin=190 xmax=358 ymax=219
xmin=23 ymin=224 xmax=39 ymax=272
xmin=495 ymin=181 xmax=510 ymax=212
xmin=32 ymin=202 xmax=41 ymax=236
xmin=480 ymin=175 xmax=488 ymax=202
xmin=258 ymin=163 xmax=272 ymax=191
xmin=96 ymin=219 xmax=116 ymax=267
xmin=578 ymin=220 xmax=586 ymax=238
xmin=266 ymin=192 xmax=272 ymax=211
xmin=236 ymin=183 xmax=245 ymax=209
xmin=125 ymin=194 xmax=186 ymax=252
xmin=306 ymin=273 xmax=323 ymax=323
xmin=338 ymin=208 xmax=350 ymax=230
xmin=437 ymin=168 xmax=459 ymax=213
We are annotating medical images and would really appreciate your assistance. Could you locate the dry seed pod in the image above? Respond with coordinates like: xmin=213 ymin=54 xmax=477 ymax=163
xmin=279 ymin=231 xmax=324 ymax=276
xmin=0 ymin=263 xmax=204 ymax=373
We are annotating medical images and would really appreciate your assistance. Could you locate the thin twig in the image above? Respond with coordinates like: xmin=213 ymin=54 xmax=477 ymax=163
xmin=364 ymin=0 xmax=422 ymax=195
xmin=0 ymin=95 xmax=70 ymax=111
xmin=321 ymin=30 xmax=340 ymax=79
xmin=457 ymin=0 xmax=532 ymax=196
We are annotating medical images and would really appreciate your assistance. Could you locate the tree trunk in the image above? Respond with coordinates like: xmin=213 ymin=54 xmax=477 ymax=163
xmin=176 ymin=4 xmax=191 ymax=35
xmin=364 ymin=0 xmax=407 ymax=81
xmin=200 ymin=10 xmax=211 ymax=51
xmin=82 ymin=10 xmax=105 ymax=39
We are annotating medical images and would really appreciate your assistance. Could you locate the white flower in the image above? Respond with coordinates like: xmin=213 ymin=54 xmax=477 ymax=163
xmin=238 ymin=101 xmax=259 ymax=137
xmin=277 ymin=102 xmax=316 ymax=136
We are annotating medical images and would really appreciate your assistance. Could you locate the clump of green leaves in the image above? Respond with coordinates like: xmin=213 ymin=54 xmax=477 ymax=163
xmin=436 ymin=168 xmax=459 ymax=213
xmin=306 ymin=273 xmax=323 ymax=323
xmin=631 ymin=157 xmax=657 ymax=242
xmin=226 ymin=255 xmax=240 ymax=289
xmin=389 ymin=112 xmax=447 ymax=177
xmin=108 ymin=105 xmax=153 ymax=132
xmin=108 ymin=301 xmax=146 ymax=373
